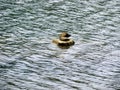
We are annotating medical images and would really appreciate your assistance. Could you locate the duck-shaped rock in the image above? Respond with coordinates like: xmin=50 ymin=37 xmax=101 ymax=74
xmin=52 ymin=32 xmax=75 ymax=48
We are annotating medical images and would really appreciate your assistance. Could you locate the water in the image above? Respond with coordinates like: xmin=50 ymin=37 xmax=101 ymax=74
xmin=0 ymin=0 xmax=120 ymax=90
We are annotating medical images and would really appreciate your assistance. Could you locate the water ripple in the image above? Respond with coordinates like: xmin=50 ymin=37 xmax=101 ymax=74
xmin=0 ymin=0 xmax=120 ymax=90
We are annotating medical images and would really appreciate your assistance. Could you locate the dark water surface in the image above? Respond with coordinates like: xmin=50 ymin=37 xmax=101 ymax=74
xmin=0 ymin=0 xmax=120 ymax=90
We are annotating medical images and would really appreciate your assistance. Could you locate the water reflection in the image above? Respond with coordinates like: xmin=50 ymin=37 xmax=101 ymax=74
xmin=57 ymin=45 xmax=71 ymax=49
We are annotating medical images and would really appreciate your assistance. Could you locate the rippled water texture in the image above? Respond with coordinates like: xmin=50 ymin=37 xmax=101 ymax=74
xmin=0 ymin=0 xmax=120 ymax=90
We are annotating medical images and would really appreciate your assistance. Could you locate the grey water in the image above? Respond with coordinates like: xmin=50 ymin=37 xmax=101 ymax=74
xmin=0 ymin=0 xmax=120 ymax=90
